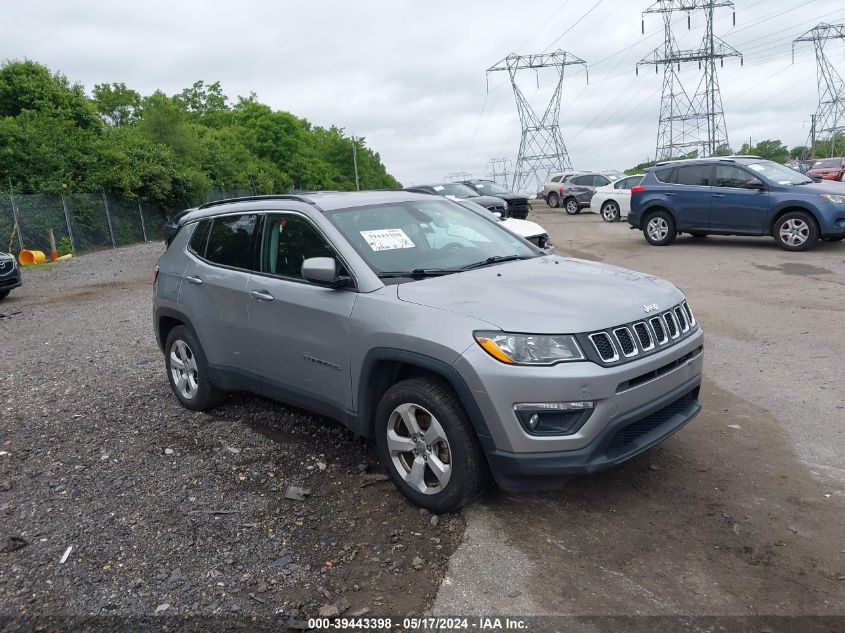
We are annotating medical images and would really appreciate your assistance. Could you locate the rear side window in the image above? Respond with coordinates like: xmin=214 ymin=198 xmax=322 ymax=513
xmin=593 ymin=175 xmax=611 ymax=187
xmin=676 ymin=165 xmax=711 ymax=186
xmin=205 ymin=214 xmax=261 ymax=270
xmin=262 ymin=214 xmax=337 ymax=280
xmin=615 ymin=176 xmax=640 ymax=190
xmin=654 ymin=167 xmax=676 ymax=183
xmin=550 ymin=176 xmax=561 ymax=183
xmin=570 ymin=175 xmax=590 ymax=186
xmin=188 ymin=220 xmax=210 ymax=255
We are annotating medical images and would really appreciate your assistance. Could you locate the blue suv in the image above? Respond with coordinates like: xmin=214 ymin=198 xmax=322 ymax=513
xmin=628 ymin=156 xmax=845 ymax=251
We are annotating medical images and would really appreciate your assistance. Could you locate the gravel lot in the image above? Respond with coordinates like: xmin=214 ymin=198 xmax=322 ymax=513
xmin=0 ymin=243 xmax=463 ymax=628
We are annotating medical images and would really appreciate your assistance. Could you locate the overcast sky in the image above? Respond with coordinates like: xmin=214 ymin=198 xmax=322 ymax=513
xmin=2 ymin=0 xmax=844 ymax=188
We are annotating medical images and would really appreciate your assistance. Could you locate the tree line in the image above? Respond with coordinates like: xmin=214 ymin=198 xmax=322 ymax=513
xmin=625 ymin=135 xmax=845 ymax=174
xmin=0 ymin=60 xmax=402 ymax=212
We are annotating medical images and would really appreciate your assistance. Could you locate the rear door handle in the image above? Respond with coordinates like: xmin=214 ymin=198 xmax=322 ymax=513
xmin=250 ymin=289 xmax=274 ymax=302
xmin=185 ymin=275 xmax=203 ymax=285
xmin=665 ymin=192 xmax=675 ymax=196
xmin=712 ymin=194 xmax=725 ymax=198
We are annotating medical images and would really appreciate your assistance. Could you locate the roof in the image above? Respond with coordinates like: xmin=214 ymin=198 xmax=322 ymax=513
xmin=180 ymin=190 xmax=437 ymax=224
xmin=654 ymin=155 xmax=763 ymax=167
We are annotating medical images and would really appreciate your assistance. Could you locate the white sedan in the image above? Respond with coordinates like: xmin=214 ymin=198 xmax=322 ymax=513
xmin=589 ymin=174 xmax=644 ymax=222
xmin=453 ymin=199 xmax=553 ymax=251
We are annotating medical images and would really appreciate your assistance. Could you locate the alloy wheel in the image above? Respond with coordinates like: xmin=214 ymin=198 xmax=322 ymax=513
xmin=170 ymin=339 xmax=199 ymax=400
xmin=386 ymin=403 xmax=452 ymax=495
xmin=566 ymin=199 xmax=579 ymax=214
xmin=647 ymin=217 xmax=669 ymax=241
xmin=602 ymin=202 xmax=619 ymax=222
xmin=779 ymin=218 xmax=809 ymax=247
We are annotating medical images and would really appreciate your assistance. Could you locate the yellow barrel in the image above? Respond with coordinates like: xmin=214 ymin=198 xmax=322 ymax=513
xmin=18 ymin=250 xmax=46 ymax=265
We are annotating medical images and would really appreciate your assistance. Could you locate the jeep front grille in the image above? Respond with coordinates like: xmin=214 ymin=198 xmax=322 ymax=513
xmin=585 ymin=301 xmax=697 ymax=365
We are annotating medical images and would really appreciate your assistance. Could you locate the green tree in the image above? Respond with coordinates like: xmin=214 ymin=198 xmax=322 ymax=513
xmin=739 ymin=139 xmax=788 ymax=163
xmin=92 ymin=82 xmax=142 ymax=126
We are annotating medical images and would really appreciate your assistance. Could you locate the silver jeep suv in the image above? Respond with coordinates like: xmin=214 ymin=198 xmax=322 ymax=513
xmin=153 ymin=192 xmax=703 ymax=512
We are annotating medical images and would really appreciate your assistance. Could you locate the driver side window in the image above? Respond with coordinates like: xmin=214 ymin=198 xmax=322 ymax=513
xmin=261 ymin=214 xmax=338 ymax=280
xmin=715 ymin=165 xmax=761 ymax=189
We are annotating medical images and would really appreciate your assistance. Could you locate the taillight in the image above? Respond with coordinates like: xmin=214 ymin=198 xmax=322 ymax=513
xmin=631 ymin=185 xmax=645 ymax=194
xmin=559 ymin=185 xmax=564 ymax=192
xmin=153 ymin=265 xmax=160 ymax=285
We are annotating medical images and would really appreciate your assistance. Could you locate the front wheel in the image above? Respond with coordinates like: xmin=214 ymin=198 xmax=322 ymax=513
xmin=547 ymin=192 xmax=559 ymax=208
xmin=643 ymin=210 xmax=677 ymax=246
xmin=564 ymin=198 xmax=579 ymax=215
xmin=773 ymin=211 xmax=818 ymax=251
xmin=375 ymin=377 xmax=487 ymax=513
xmin=600 ymin=201 xmax=621 ymax=222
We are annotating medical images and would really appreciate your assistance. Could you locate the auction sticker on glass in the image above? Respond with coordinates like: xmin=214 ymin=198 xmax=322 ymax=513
xmin=360 ymin=229 xmax=415 ymax=251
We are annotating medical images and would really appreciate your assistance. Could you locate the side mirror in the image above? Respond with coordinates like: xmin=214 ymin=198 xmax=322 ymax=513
xmin=301 ymin=257 xmax=349 ymax=287
xmin=745 ymin=180 xmax=766 ymax=191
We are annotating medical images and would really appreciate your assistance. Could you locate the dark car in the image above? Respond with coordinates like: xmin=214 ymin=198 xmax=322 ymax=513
xmin=807 ymin=157 xmax=845 ymax=182
xmin=628 ymin=156 xmax=845 ymax=251
xmin=460 ymin=179 xmax=531 ymax=219
xmin=0 ymin=251 xmax=22 ymax=299
xmin=405 ymin=183 xmax=508 ymax=217
xmin=557 ymin=172 xmax=614 ymax=215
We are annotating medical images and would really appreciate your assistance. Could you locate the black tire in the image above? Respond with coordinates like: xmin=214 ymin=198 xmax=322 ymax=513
xmin=564 ymin=198 xmax=579 ymax=215
xmin=547 ymin=192 xmax=559 ymax=208
xmin=689 ymin=232 xmax=707 ymax=238
xmin=642 ymin=210 xmax=677 ymax=246
xmin=773 ymin=211 xmax=819 ymax=252
xmin=374 ymin=377 xmax=487 ymax=513
xmin=0 ymin=289 xmax=10 ymax=300
xmin=600 ymin=201 xmax=621 ymax=222
xmin=164 ymin=325 xmax=227 ymax=411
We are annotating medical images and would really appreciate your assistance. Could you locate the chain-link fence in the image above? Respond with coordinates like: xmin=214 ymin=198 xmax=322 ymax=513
xmin=0 ymin=189 xmax=251 ymax=255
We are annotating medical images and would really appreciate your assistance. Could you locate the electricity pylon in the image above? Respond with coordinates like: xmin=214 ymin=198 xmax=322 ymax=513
xmin=487 ymin=158 xmax=512 ymax=183
xmin=793 ymin=23 xmax=845 ymax=158
xmin=487 ymin=51 xmax=587 ymax=194
xmin=637 ymin=0 xmax=742 ymax=161
xmin=444 ymin=172 xmax=472 ymax=183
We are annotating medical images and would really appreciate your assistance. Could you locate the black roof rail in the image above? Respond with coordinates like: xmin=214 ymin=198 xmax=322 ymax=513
xmin=198 ymin=194 xmax=317 ymax=210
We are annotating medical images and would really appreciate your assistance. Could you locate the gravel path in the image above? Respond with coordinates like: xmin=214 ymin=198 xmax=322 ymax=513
xmin=0 ymin=243 xmax=463 ymax=628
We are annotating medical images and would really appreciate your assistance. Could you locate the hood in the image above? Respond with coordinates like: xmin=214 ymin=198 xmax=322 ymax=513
xmin=466 ymin=194 xmax=507 ymax=208
xmin=500 ymin=218 xmax=544 ymax=239
xmin=397 ymin=255 xmax=684 ymax=333
xmin=0 ymin=252 xmax=13 ymax=260
xmin=780 ymin=180 xmax=845 ymax=194
xmin=489 ymin=192 xmax=528 ymax=203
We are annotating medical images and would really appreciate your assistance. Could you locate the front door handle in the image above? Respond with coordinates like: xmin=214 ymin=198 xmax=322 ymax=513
xmin=185 ymin=275 xmax=203 ymax=285
xmin=250 ymin=289 xmax=274 ymax=302
xmin=665 ymin=192 xmax=675 ymax=196
xmin=712 ymin=194 xmax=726 ymax=198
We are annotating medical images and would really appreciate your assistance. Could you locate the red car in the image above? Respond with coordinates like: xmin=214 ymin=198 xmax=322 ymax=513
xmin=807 ymin=157 xmax=845 ymax=182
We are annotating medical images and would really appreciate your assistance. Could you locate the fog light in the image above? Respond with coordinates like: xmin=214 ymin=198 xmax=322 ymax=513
xmin=514 ymin=401 xmax=595 ymax=436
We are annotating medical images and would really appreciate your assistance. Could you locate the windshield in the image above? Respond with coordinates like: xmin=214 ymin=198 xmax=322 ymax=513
xmin=429 ymin=183 xmax=479 ymax=199
xmin=812 ymin=158 xmax=842 ymax=169
xmin=325 ymin=199 xmax=538 ymax=278
xmin=453 ymin=199 xmax=503 ymax=222
xmin=469 ymin=181 xmax=512 ymax=196
xmin=746 ymin=161 xmax=812 ymax=185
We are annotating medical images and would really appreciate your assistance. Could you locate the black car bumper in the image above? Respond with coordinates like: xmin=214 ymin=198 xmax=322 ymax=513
xmin=486 ymin=378 xmax=702 ymax=492
xmin=0 ymin=274 xmax=22 ymax=293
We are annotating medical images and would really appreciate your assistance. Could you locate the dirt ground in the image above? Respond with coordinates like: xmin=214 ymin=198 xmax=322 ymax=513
xmin=0 ymin=243 xmax=463 ymax=629
xmin=433 ymin=204 xmax=845 ymax=630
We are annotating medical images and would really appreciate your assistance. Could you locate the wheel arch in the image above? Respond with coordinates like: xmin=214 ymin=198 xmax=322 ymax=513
xmin=155 ymin=307 xmax=198 ymax=353
xmin=641 ymin=204 xmax=676 ymax=225
xmin=357 ymin=348 xmax=494 ymax=450
xmin=768 ymin=205 xmax=821 ymax=235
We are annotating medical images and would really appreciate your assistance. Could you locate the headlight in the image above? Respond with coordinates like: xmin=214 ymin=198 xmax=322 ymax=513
xmin=820 ymin=193 xmax=845 ymax=205
xmin=474 ymin=331 xmax=585 ymax=365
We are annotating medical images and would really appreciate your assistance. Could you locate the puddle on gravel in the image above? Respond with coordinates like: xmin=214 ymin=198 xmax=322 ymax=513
xmin=753 ymin=262 xmax=833 ymax=276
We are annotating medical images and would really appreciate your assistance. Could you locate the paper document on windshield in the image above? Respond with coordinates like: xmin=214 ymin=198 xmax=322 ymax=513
xmin=360 ymin=228 xmax=416 ymax=251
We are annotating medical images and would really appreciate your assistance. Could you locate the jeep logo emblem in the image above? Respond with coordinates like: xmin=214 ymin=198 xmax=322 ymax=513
xmin=642 ymin=303 xmax=660 ymax=313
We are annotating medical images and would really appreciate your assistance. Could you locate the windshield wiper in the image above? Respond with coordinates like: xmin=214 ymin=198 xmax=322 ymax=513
xmin=377 ymin=268 xmax=455 ymax=278
xmin=459 ymin=255 xmax=531 ymax=270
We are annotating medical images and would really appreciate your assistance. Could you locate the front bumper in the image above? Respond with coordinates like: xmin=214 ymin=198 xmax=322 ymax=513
xmin=454 ymin=328 xmax=704 ymax=489
xmin=0 ymin=266 xmax=21 ymax=293
xmin=486 ymin=378 xmax=701 ymax=491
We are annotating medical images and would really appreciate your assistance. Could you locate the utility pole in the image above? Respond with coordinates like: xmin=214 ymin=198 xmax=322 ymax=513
xmin=487 ymin=158 xmax=512 ymax=183
xmin=793 ymin=23 xmax=845 ymax=158
xmin=351 ymin=136 xmax=360 ymax=191
xmin=445 ymin=172 xmax=472 ymax=183
xmin=637 ymin=0 xmax=742 ymax=161
xmin=487 ymin=50 xmax=588 ymax=194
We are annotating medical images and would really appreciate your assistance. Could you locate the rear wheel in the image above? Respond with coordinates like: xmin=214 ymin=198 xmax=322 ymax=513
xmin=165 ymin=325 xmax=227 ymax=411
xmin=375 ymin=377 xmax=487 ymax=513
xmin=564 ymin=198 xmax=579 ymax=215
xmin=547 ymin=192 xmax=559 ymax=208
xmin=643 ymin=210 xmax=677 ymax=246
xmin=773 ymin=211 xmax=818 ymax=251
xmin=600 ymin=201 xmax=621 ymax=222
